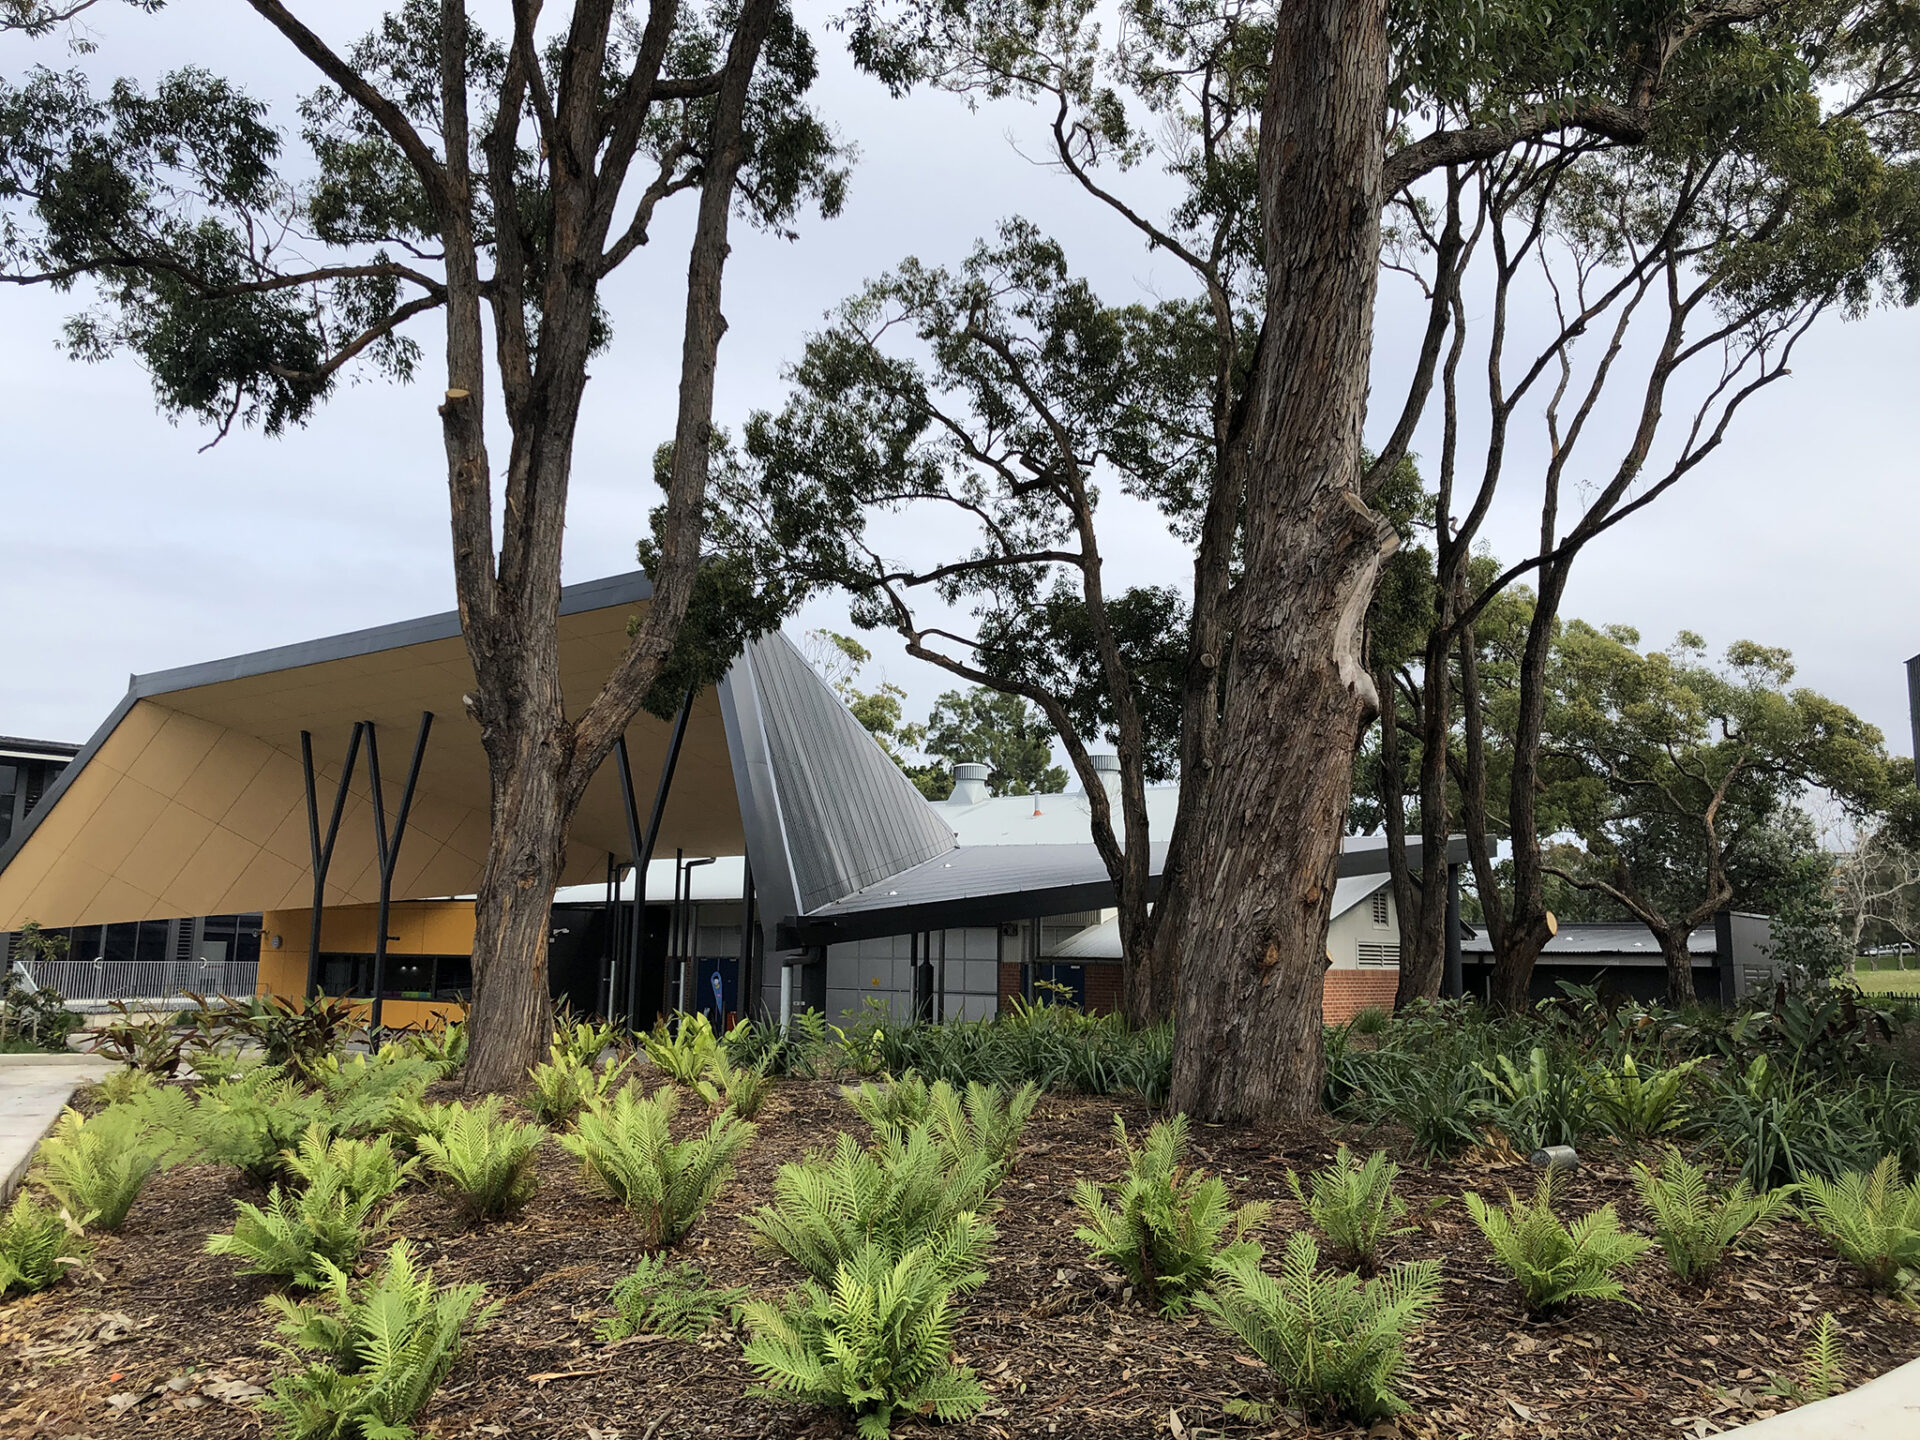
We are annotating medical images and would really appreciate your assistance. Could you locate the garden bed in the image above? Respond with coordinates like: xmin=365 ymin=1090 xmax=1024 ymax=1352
xmin=3 ymin=1073 xmax=1916 ymax=1439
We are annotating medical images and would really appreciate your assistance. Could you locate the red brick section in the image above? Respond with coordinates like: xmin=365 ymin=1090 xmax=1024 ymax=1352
xmin=1323 ymin=969 xmax=1398 ymax=1024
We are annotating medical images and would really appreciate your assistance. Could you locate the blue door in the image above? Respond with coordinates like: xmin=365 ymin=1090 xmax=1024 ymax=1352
xmin=1034 ymin=962 xmax=1086 ymax=1008
xmin=696 ymin=957 xmax=740 ymax=1031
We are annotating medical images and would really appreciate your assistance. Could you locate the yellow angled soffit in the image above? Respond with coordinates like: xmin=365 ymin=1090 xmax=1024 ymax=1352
xmin=0 ymin=577 xmax=745 ymax=930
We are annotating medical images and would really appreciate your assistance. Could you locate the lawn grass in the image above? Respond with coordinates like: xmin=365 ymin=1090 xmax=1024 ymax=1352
xmin=1856 ymin=966 xmax=1920 ymax=996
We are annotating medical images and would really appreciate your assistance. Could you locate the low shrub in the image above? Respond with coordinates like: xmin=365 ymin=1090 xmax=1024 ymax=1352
xmin=1198 ymin=1234 xmax=1441 ymax=1422
xmin=263 ymin=1241 xmax=497 ymax=1440
xmin=749 ymin=1129 xmax=999 ymax=1289
xmin=1481 ymin=1046 xmax=1596 ymax=1151
xmin=1592 ymin=1054 xmax=1704 ymax=1145
xmin=1349 ymin=1006 xmax=1392 ymax=1037
xmin=0 ymin=963 xmax=81 ymax=1053
xmin=414 ymin=1097 xmax=547 ymax=1220
xmin=30 ymin=1105 xmax=166 ymax=1231
xmin=553 ymin=1013 xmax=619 ymax=1067
xmin=741 ymin=1242 xmax=991 ymax=1440
xmin=1630 ymin=1147 xmax=1796 ymax=1282
xmin=205 ymin=1168 xmax=391 ymax=1288
xmin=1287 ymin=1146 xmax=1412 ymax=1273
xmin=559 ymin=1085 xmax=753 ymax=1247
xmin=695 ymin=1050 xmax=771 ymax=1119
xmin=1073 ymin=1114 xmax=1269 ymax=1314
xmin=598 ymin=1254 xmax=747 ymax=1341
xmin=527 ymin=1051 xmax=627 ymax=1125
xmin=1801 ymin=1156 xmax=1920 ymax=1294
xmin=87 ymin=1002 xmax=189 ymax=1075
xmin=190 ymin=992 xmax=367 ymax=1085
xmin=399 ymin=1017 xmax=468 ymax=1077
xmin=0 ymin=1192 xmax=90 ymax=1298
xmin=642 ymin=1013 xmax=721 ymax=1085
xmin=1465 ymin=1175 xmax=1651 ymax=1314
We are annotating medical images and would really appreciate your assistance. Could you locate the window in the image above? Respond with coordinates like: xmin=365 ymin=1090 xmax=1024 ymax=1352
xmin=1356 ymin=941 xmax=1400 ymax=968
xmin=316 ymin=952 xmax=471 ymax=1002
xmin=1370 ymin=890 xmax=1390 ymax=927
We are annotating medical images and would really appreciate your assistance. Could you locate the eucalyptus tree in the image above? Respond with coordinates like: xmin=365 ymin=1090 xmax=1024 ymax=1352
xmin=0 ymin=0 xmax=844 ymax=1088
xmin=828 ymin=0 xmax=1848 ymax=1120
xmin=1540 ymin=629 xmax=1889 ymax=1005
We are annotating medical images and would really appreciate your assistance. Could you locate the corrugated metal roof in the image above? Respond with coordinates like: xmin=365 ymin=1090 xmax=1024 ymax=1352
xmin=1044 ymin=871 xmax=1391 ymax=961
xmin=730 ymin=632 xmax=956 ymax=917
xmin=931 ymin=785 xmax=1181 ymax=845
xmin=1460 ymin=923 xmax=1717 ymax=957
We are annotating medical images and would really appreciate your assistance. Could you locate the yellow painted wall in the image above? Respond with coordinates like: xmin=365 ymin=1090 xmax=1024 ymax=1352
xmin=258 ymin=899 xmax=475 ymax=1028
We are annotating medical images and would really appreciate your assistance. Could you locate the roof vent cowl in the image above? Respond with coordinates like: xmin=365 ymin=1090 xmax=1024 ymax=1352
xmin=950 ymin=762 xmax=991 ymax=805
xmin=1089 ymin=751 xmax=1122 ymax=799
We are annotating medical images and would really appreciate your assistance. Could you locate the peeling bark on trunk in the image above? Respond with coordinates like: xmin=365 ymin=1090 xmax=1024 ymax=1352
xmin=1170 ymin=0 xmax=1394 ymax=1124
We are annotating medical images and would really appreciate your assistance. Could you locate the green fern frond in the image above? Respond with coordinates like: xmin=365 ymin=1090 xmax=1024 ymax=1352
xmin=1631 ymin=1147 xmax=1796 ymax=1282
xmin=527 ymin=1051 xmax=627 ymax=1125
xmin=413 ymin=1097 xmax=546 ymax=1221
xmin=559 ymin=1084 xmax=753 ymax=1246
xmin=205 ymin=1167 xmax=389 ymax=1288
xmin=1802 ymin=1156 xmax=1920 ymax=1294
xmin=1286 ymin=1146 xmax=1412 ymax=1273
xmin=0 ymin=1192 xmax=90 ymax=1298
xmin=30 ymin=1104 xmax=165 ymax=1231
xmin=1074 ymin=1114 xmax=1269 ymax=1314
xmin=1464 ymin=1174 xmax=1650 ymax=1314
xmin=598 ymin=1255 xmax=747 ymax=1341
xmin=1197 ymin=1234 xmax=1440 ymax=1422
xmin=695 ymin=1050 xmax=772 ymax=1120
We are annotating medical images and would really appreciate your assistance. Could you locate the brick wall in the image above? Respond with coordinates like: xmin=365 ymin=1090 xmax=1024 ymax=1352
xmin=1323 ymin=969 xmax=1398 ymax=1024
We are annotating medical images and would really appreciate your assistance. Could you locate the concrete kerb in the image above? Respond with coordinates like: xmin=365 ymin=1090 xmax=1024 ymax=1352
xmin=0 ymin=1052 xmax=116 ymax=1201
xmin=1713 ymin=1355 xmax=1920 ymax=1437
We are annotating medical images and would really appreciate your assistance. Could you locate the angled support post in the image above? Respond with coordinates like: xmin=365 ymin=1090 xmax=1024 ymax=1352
xmin=302 ymin=724 xmax=365 ymax=1000
xmin=365 ymin=712 xmax=435 ymax=1040
xmin=618 ymin=689 xmax=697 ymax=1029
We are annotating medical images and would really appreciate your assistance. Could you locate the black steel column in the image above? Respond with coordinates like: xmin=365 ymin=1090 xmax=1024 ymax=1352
xmin=365 ymin=711 xmax=434 ymax=1039
xmin=616 ymin=689 xmax=697 ymax=1029
xmin=613 ymin=737 xmax=646 ymax=1029
xmin=301 ymin=724 xmax=364 ymax=999
xmin=936 ymin=929 xmax=947 ymax=1024
xmin=1444 ymin=863 xmax=1464 ymax=1000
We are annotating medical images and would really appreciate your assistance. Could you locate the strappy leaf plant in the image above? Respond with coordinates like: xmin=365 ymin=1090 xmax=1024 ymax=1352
xmin=1465 ymin=1175 xmax=1651 ymax=1314
xmin=598 ymin=1254 xmax=748 ymax=1341
xmin=560 ymin=1084 xmax=753 ymax=1247
xmin=642 ymin=1012 xmax=721 ymax=1085
xmin=263 ymin=1241 xmax=497 ymax=1440
xmin=30 ymin=1105 xmax=166 ymax=1231
xmin=1592 ymin=1054 xmax=1704 ymax=1145
xmin=1630 ymin=1147 xmax=1796 ymax=1282
xmin=749 ymin=1129 xmax=999 ymax=1290
xmin=527 ymin=1050 xmax=628 ymax=1125
xmin=1286 ymin=1146 xmax=1413 ymax=1273
xmin=1802 ymin=1156 xmax=1920 ymax=1294
xmin=741 ymin=1242 xmax=991 ymax=1440
xmin=1198 ymin=1235 xmax=1441 ymax=1422
xmin=0 ymin=1192 xmax=90 ymax=1298
xmin=553 ymin=1013 xmax=620 ymax=1068
xmin=412 ymin=1098 xmax=546 ymax=1221
xmin=1073 ymin=1114 xmax=1269 ymax=1314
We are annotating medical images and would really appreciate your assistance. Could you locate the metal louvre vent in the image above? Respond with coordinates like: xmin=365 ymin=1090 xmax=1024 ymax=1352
xmin=1356 ymin=941 xmax=1400 ymax=968
xmin=1370 ymin=891 xmax=1390 ymax=926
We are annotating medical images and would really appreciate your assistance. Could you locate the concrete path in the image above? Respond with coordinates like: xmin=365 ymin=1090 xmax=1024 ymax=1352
xmin=0 ymin=1054 xmax=115 ymax=1201
xmin=1717 ymin=1356 xmax=1920 ymax=1438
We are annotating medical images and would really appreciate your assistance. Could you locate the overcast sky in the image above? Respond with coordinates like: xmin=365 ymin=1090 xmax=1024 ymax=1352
xmin=3 ymin=3 xmax=1914 ymax=769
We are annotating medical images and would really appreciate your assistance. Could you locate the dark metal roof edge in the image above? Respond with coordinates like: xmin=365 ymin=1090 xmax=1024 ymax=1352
xmin=786 ymin=873 xmax=1163 ymax=948
xmin=0 ymin=571 xmax=655 ymax=890
xmin=129 ymin=570 xmax=654 ymax=700
xmin=0 ymin=736 xmax=83 ymax=758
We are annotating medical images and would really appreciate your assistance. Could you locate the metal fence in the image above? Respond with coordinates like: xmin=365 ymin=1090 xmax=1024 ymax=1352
xmin=16 ymin=959 xmax=259 ymax=1005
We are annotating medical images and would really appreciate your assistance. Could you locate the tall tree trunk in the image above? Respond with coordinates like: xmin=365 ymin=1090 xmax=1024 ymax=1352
xmin=1171 ymin=0 xmax=1395 ymax=1123
xmin=1658 ymin=927 xmax=1697 ymax=1009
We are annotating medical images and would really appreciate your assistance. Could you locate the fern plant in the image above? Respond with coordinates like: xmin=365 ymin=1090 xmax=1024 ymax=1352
xmin=286 ymin=1124 xmax=416 ymax=1211
xmin=1801 ymin=1156 xmax=1920 ymax=1294
xmin=843 ymin=1072 xmax=935 ymax=1131
xmin=559 ymin=1084 xmax=753 ymax=1247
xmin=1592 ymin=1054 xmax=1704 ymax=1145
xmin=205 ymin=1168 xmax=390 ymax=1288
xmin=399 ymin=1017 xmax=467 ymax=1077
xmin=695 ymin=1050 xmax=772 ymax=1119
xmin=1766 ymin=1313 xmax=1849 ymax=1403
xmin=642 ymin=1012 xmax=720 ymax=1085
xmin=750 ymin=1129 xmax=999 ymax=1289
xmin=1287 ymin=1146 xmax=1413 ymax=1274
xmin=527 ymin=1051 xmax=627 ymax=1124
xmin=1465 ymin=1175 xmax=1651 ymax=1314
xmin=1198 ymin=1235 xmax=1441 ymax=1422
xmin=1480 ymin=1046 xmax=1596 ymax=1150
xmin=315 ymin=1052 xmax=440 ymax=1136
xmin=1073 ymin=1114 xmax=1269 ymax=1314
xmin=30 ymin=1105 xmax=165 ymax=1232
xmin=741 ymin=1241 xmax=991 ymax=1440
xmin=1630 ymin=1147 xmax=1796 ymax=1282
xmin=926 ymin=1080 xmax=1039 ymax=1176
xmin=93 ymin=1068 xmax=157 ymax=1106
xmin=598 ymin=1254 xmax=747 ymax=1341
xmin=263 ymin=1240 xmax=497 ymax=1440
xmin=138 ymin=1067 xmax=330 ymax=1186
xmin=413 ymin=1097 xmax=546 ymax=1221
xmin=0 ymin=1192 xmax=90 ymax=1297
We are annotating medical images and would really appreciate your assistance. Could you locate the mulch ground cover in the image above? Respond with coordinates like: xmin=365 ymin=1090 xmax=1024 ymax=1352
xmin=4 ymin=1073 xmax=1917 ymax=1440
